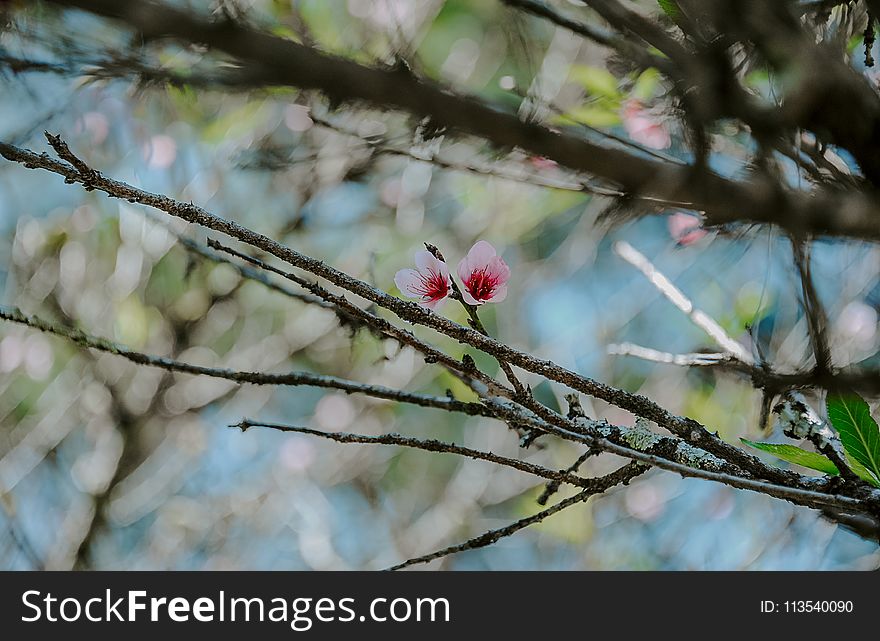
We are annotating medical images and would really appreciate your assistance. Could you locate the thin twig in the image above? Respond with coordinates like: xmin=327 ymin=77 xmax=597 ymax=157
xmin=386 ymin=462 xmax=646 ymax=570
xmin=537 ymin=448 xmax=598 ymax=506
xmin=0 ymin=135 xmax=844 ymax=489
xmin=424 ymin=242 xmax=528 ymax=399
xmin=502 ymin=0 xmax=669 ymax=73
xmin=608 ymin=342 xmax=740 ymax=368
xmin=481 ymin=397 xmax=879 ymax=513
xmin=0 ymin=306 xmax=492 ymax=417
xmin=613 ymin=240 xmax=755 ymax=364
xmin=235 ymin=420 xmax=601 ymax=490
xmin=205 ymin=238 xmax=514 ymax=399
xmin=309 ymin=106 xmax=693 ymax=206
xmin=790 ymin=236 xmax=833 ymax=375
xmin=173 ymin=232 xmax=335 ymax=311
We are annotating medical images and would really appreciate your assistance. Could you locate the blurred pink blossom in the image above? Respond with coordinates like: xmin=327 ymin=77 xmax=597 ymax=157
xmin=529 ymin=156 xmax=558 ymax=170
xmin=394 ymin=250 xmax=452 ymax=309
xmin=667 ymin=211 xmax=708 ymax=246
xmin=143 ymin=134 xmax=177 ymax=169
xmin=457 ymin=241 xmax=510 ymax=305
xmin=622 ymin=100 xmax=671 ymax=150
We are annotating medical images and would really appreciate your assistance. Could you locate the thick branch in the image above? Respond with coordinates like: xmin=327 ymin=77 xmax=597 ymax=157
xmin=37 ymin=0 xmax=880 ymax=240
xmin=481 ymin=397 xmax=880 ymax=513
xmin=0 ymin=135 xmax=845 ymax=489
xmin=204 ymin=238 xmax=513 ymax=399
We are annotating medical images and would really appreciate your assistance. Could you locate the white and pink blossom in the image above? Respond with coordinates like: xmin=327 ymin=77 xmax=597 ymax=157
xmin=667 ymin=211 xmax=708 ymax=246
xmin=394 ymin=250 xmax=452 ymax=309
xmin=622 ymin=100 xmax=671 ymax=150
xmin=456 ymin=241 xmax=510 ymax=305
xmin=528 ymin=156 xmax=558 ymax=170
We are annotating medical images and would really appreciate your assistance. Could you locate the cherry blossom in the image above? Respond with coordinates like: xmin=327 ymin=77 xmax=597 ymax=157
xmin=394 ymin=250 xmax=452 ymax=309
xmin=528 ymin=156 xmax=558 ymax=170
xmin=621 ymin=100 xmax=671 ymax=150
xmin=667 ymin=211 xmax=709 ymax=246
xmin=456 ymin=241 xmax=510 ymax=305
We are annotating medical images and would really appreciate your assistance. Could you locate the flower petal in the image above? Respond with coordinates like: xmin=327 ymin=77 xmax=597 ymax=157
xmin=622 ymin=100 xmax=671 ymax=150
xmin=414 ymin=250 xmax=446 ymax=276
xmin=458 ymin=240 xmax=497 ymax=281
xmin=489 ymin=283 xmax=508 ymax=303
xmin=460 ymin=287 xmax=480 ymax=306
xmin=487 ymin=255 xmax=511 ymax=285
xmin=635 ymin=125 xmax=671 ymax=150
xmin=422 ymin=296 xmax=446 ymax=310
xmin=394 ymin=268 xmax=423 ymax=298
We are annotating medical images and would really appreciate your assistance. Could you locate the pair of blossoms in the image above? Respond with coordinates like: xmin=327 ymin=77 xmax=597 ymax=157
xmin=621 ymin=99 xmax=671 ymax=150
xmin=393 ymin=103 xmax=675 ymax=309
xmin=394 ymin=241 xmax=509 ymax=310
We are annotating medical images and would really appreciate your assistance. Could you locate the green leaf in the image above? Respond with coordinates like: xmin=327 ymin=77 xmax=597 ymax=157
xmin=632 ymin=68 xmax=661 ymax=101
xmin=564 ymin=105 xmax=622 ymax=127
xmin=844 ymin=451 xmax=880 ymax=488
xmin=740 ymin=439 xmax=839 ymax=475
xmin=657 ymin=0 xmax=679 ymax=19
xmin=568 ymin=65 xmax=620 ymax=99
xmin=848 ymin=35 xmax=864 ymax=55
xmin=826 ymin=393 xmax=880 ymax=483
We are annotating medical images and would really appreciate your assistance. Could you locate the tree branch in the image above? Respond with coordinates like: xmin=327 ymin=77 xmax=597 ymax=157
xmin=204 ymin=237 xmax=514 ymax=400
xmin=234 ymin=419 xmax=606 ymax=491
xmin=0 ymin=306 xmax=492 ymax=417
xmin=37 ymin=0 xmax=880 ymax=240
xmin=386 ymin=462 xmax=646 ymax=570
xmin=0 ymin=134 xmax=850 ymax=491
xmin=613 ymin=240 xmax=755 ymax=364
xmin=790 ymin=236 xmax=833 ymax=375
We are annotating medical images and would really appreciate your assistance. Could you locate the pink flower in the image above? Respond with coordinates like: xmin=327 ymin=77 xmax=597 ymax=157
xmin=667 ymin=211 xmax=708 ymax=246
xmin=622 ymin=100 xmax=671 ymax=150
xmin=529 ymin=156 xmax=558 ymax=170
xmin=456 ymin=241 xmax=510 ymax=305
xmin=394 ymin=250 xmax=452 ymax=309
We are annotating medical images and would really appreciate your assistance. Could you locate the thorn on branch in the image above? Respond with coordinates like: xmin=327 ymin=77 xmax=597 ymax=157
xmin=391 ymin=56 xmax=415 ymax=77
xmin=565 ymin=393 xmax=588 ymax=420
xmin=423 ymin=242 xmax=443 ymax=261
xmin=44 ymin=131 xmax=99 ymax=185
xmin=519 ymin=430 xmax=543 ymax=449
xmin=537 ymin=447 xmax=598 ymax=505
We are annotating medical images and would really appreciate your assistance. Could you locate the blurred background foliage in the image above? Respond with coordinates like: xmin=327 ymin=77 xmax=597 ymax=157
xmin=1 ymin=0 xmax=879 ymax=569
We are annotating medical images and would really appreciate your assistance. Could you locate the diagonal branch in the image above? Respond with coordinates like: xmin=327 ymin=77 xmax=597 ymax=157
xmin=386 ymin=462 xmax=646 ymax=570
xmin=537 ymin=447 xmax=598 ymax=506
xmin=790 ymin=236 xmax=833 ymax=375
xmin=501 ymin=0 xmax=669 ymax=71
xmin=608 ymin=342 xmax=740 ymax=368
xmin=0 ymin=134 xmax=844 ymax=489
xmin=481 ymin=397 xmax=880 ymax=513
xmin=235 ymin=419 xmax=605 ymax=491
xmin=0 ymin=306 xmax=492 ymax=418
xmin=613 ymin=240 xmax=755 ymax=364
xmin=36 ymin=0 xmax=880 ymax=240
xmin=204 ymin=238 xmax=514 ymax=399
